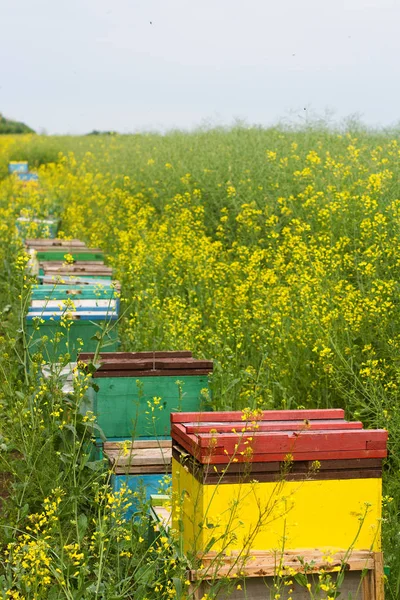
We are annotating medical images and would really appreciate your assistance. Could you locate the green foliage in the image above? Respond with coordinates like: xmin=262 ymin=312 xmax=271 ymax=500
xmin=0 ymin=113 xmax=35 ymax=135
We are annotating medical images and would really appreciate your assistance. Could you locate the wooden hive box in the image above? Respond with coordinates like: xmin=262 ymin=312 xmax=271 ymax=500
xmin=31 ymin=283 xmax=119 ymax=311
xmin=9 ymin=161 xmax=29 ymax=174
xmin=39 ymin=262 xmax=113 ymax=280
xmin=103 ymin=440 xmax=172 ymax=520
xmin=34 ymin=247 xmax=104 ymax=262
xmin=78 ymin=351 xmax=213 ymax=439
xmin=26 ymin=305 xmax=119 ymax=361
xmin=171 ymin=409 xmax=387 ymax=558
xmin=17 ymin=217 xmax=59 ymax=239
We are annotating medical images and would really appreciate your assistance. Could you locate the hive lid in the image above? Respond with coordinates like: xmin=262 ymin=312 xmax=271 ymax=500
xmin=40 ymin=276 xmax=117 ymax=286
xmin=171 ymin=409 xmax=388 ymax=464
xmin=26 ymin=308 xmax=118 ymax=320
xmin=78 ymin=351 xmax=213 ymax=377
xmin=41 ymin=263 xmax=113 ymax=275
xmin=35 ymin=246 xmax=103 ymax=254
xmin=26 ymin=239 xmax=86 ymax=248
xmin=104 ymin=440 xmax=172 ymax=474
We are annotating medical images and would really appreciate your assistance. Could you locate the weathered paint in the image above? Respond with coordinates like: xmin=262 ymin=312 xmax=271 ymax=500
xmin=172 ymin=458 xmax=382 ymax=555
xmin=86 ymin=375 xmax=211 ymax=439
xmin=26 ymin=314 xmax=119 ymax=361
xmin=35 ymin=250 xmax=104 ymax=261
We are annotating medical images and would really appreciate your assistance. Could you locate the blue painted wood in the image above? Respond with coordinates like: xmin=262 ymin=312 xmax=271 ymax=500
xmin=16 ymin=172 xmax=39 ymax=181
xmin=9 ymin=162 xmax=28 ymax=174
xmin=112 ymin=473 xmax=167 ymax=520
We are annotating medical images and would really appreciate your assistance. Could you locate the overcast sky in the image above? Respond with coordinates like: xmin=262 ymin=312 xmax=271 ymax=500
xmin=1 ymin=0 xmax=399 ymax=134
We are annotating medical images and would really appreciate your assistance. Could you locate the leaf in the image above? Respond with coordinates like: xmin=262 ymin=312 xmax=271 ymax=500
xmin=293 ymin=572 xmax=309 ymax=588
xmin=173 ymin=577 xmax=183 ymax=599
xmin=86 ymin=422 xmax=106 ymax=441
xmin=78 ymin=513 xmax=88 ymax=537
xmin=85 ymin=460 xmax=104 ymax=471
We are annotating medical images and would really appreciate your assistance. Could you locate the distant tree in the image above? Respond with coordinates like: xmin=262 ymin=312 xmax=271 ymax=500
xmin=86 ymin=130 xmax=117 ymax=136
xmin=0 ymin=113 xmax=35 ymax=134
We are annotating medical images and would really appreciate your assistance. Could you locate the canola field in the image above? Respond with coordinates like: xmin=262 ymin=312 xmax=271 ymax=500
xmin=0 ymin=128 xmax=399 ymax=598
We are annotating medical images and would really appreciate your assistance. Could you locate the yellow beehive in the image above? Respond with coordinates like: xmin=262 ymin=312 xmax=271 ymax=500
xmin=171 ymin=409 xmax=386 ymax=557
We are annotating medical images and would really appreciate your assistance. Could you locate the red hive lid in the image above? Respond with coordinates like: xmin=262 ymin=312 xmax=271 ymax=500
xmin=171 ymin=409 xmax=388 ymax=464
xmin=78 ymin=351 xmax=213 ymax=377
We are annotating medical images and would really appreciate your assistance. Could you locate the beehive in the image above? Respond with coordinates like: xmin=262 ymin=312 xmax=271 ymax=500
xmin=17 ymin=217 xmax=59 ymax=239
xmin=30 ymin=283 xmax=119 ymax=310
xmin=16 ymin=172 xmax=39 ymax=182
xmin=103 ymin=440 xmax=172 ymax=520
xmin=79 ymin=351 xmax=213 ymax=439
xmin=39 ymin=262 xmax=113 ymax=281
xmin=35 ymin=247 xmax=104 ymax=262
xmin=26 ymin=239 xmax=86 ymax=250
xmin=8 ymin=161 xmax=28 ymax=174
xmin=26 ymin=306 xmax=119 ymax=361
xmin=171 ymin=409 xmax=387 ymax=556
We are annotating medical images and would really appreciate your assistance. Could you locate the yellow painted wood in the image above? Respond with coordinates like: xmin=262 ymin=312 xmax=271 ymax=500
xmin=172 ymin=458 xmax=382 ymax=555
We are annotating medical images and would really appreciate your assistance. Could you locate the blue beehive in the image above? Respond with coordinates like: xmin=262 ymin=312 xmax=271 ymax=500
xmin=8 ymin=161 xmax=29 ymax=174
xmin=103 ymin=440 xmax=172 ymax=520
xmin=17 ymin=172 xmax=39 ymax=182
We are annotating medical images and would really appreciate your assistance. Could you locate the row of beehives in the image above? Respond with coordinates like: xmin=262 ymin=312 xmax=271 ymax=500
xmin=9 ymin=161 xmax=59 ymax=238
xmin=9 ymin=160 xmax=39 ymax=182
xmin=25 ymin=238 xmax=119 ymax=361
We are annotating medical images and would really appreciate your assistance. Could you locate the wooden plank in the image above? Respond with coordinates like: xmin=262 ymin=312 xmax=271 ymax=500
xmin=184 ymin=420 xmax=364 ymax=434
xmin=114 ymin=464 xmax=171 ymax=474
xmin=192 ymin=571 xmax=364 ymax=599
xmin=199 ymin=469 xmax=383 ymax=484
xmin=195 ymin=430 xmax=388 ymax=453
xmin=93 ymin=368 xmax=212 ymax=378
xmin=105 ymin=447 xmax=172 ymax=468
xmin=171 ymin=409 xmax=346 ymax=423
xmin=104 ymin=440 xmax=172 ymax=450
xmin=172 ymin=446 xmax=382 ymax=472
xmin=374 ymin=552 xmax=385 ymax=600
xmin=190 ymin=549 xmax=375 ymax=580
xmin=26 ymin=238 xmax=86 ymax=247
xmin=198 ymin=449 xmax=388 ymax=464
xmin=78 ymin=357 xmax=213 ymax=371
xmin=171 ymin=424 xmax=388 ymax=462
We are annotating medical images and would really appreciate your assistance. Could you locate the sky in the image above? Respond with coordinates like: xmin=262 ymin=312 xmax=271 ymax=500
xmin=1 ymin=0 xmax=400 ymax=135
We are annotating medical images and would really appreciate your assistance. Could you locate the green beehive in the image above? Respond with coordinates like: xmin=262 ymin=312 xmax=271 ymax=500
xmin=26 ymin=308 xmax=119 ymax=362
xmin=79 ymin=352 xmax=213 ymax=439
xmin=31 ymin=283 xmax=118 ymax=304
xmin=36 ymin=249 xmax=104 ymax=261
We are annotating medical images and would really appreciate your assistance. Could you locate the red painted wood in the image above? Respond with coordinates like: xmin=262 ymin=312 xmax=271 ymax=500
xmin=366 ymin=440 xmax=388 ymax=450
xmin=196 ymin=429 xmax=387 ymax=451
xmin=170 ymin=409 xmax=345 ymax=423
xmin=183 ymin=420 xmax=364 ymax=434
xmin=200 ymin=449 xmax=388 ymax=465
